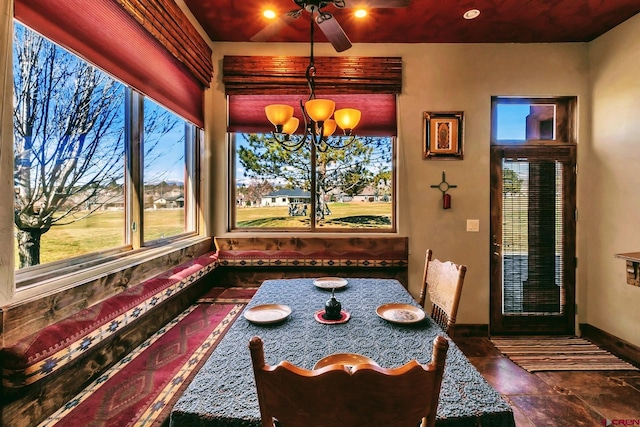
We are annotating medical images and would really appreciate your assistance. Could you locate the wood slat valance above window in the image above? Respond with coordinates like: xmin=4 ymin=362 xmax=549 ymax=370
xmin=114 ymin=0 xmax=212 ymax=87
xmin=224 ymin=56 xmax=401 ymax=136
xmin=223 ymin=56 xmax=402 ymax=95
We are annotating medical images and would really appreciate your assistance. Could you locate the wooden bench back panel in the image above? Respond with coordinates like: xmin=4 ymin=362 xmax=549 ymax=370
xmin=215 ymin=236 xmax=408 ymax=254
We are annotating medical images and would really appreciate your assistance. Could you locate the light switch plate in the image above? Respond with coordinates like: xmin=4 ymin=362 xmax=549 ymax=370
xmin=467 ymin=219 xmax=479 ymax=232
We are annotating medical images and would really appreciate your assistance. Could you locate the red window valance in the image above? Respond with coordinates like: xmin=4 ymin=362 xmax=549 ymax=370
xmin=228 ymin=94 xmax=397 ymax=137
xmin=15 ymin=0 xmax=211 ymax=127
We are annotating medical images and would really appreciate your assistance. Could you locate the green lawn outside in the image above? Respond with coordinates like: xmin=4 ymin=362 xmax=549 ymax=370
xmin=235 ymin=202 xmax=392 ymax=229
xmin=14 ymin=209 xmax=184 ymax=268
xmin=13 ymin=195 xmax=555 ymax=268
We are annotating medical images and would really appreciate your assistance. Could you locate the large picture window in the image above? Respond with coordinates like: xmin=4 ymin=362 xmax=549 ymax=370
xmin=231 ymin=133 xmax=395 ymax=231
xmin=12 ymin=22 xmax=199 ymax=282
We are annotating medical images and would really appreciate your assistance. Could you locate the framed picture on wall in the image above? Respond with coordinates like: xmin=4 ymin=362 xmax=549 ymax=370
xmin=423 ymin=111 xmax=464 ymax=160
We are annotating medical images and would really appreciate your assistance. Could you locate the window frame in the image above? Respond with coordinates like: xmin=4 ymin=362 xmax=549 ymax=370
xmin=489 ymin=95 xmax=577 ymax=334
xmin=228 ymin=132 xmax=397 ymax=233
xmin=491 ymin=96 xmax=577 ymax=145
xmin=12 ymin=24 xmax=202 ymax=290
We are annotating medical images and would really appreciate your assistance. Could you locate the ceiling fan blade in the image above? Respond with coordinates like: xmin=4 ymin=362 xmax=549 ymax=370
xmin=343 ymin=0 xmax=410 ymax=7
xmin=315 ymin=12 xmax=352 ymax=52
xmin=251 ymin=9 xmax=301 ymax=42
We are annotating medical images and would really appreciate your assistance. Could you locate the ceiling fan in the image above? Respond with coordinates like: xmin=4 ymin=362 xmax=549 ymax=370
xmin=251 ymin=0 xmax=411 ymax=52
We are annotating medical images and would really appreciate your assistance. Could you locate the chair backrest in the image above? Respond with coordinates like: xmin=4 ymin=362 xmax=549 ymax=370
xmin=249 ymin=335 xmax=449 ymax=427
xmin=419 ymin=249 xmax=467 ymax=334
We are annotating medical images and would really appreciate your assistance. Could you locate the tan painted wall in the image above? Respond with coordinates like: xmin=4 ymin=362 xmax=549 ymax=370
xmin=585 ymin=13 xmax=640 ymax=347
xmin=207 ymin=41 xmax=591 ymax=326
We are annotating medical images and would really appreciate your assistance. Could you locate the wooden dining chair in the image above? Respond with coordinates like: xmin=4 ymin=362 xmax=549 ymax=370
xmin=418 ymin=249 xmax=467 ymax=334
xmin=249 ymin=335 xmax=449 ymax=427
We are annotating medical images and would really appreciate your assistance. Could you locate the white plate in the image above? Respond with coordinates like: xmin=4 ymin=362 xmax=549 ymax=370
xmin=313 ymin=353 xmax=379 ymax=370
xmin=376 ymin=303 xmax=426 ymax=324
xmin=244 ymin=304 xmax=292 ymax=324
xmin=313 ymin=277 xmax=348 ymax=290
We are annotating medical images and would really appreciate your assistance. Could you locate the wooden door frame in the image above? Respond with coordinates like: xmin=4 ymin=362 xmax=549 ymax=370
xmin=490 ymin=144 xmax=577 ymax=335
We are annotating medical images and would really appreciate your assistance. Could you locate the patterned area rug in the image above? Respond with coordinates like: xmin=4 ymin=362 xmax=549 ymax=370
xmin=491 ymin=336 xmax=639 ymax=372
xmin=39 ymin=287 xmax=257 ymax=427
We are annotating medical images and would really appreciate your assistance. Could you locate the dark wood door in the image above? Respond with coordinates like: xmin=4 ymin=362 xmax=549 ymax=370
xmin=490 ymin=145 xmax=576 ymax=335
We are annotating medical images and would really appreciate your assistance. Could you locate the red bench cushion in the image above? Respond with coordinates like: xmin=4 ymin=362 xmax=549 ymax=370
xmin=2 ymin=252 xmax=218 ymax=389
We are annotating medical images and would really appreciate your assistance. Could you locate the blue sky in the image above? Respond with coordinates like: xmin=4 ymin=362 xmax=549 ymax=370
xmin=496 ymin=104 xmax=530 ymax=140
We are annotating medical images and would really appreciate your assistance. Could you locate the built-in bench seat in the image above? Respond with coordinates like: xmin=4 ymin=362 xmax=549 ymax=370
xmin=1 ymin=251 xmax=218 ymax=427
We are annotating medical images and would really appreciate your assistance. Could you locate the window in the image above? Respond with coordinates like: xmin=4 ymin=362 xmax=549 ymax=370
xmin=492 ymin=97 xmax=575 ymax=144
xmin=12 ymin=22 xmax=199 ymax=281
xmin=231 ymin=132 xmax=395 ymax=231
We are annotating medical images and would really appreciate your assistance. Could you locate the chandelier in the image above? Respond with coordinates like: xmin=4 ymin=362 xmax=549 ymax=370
xmin=264 ymin=7 xmax=361 ymax=152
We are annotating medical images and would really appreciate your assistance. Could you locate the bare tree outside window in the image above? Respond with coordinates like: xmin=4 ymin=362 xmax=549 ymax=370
xmin=12 ymin=23 xmax=192 ymax=270
xmin=13 ymin=23 xmax=125 ymax=268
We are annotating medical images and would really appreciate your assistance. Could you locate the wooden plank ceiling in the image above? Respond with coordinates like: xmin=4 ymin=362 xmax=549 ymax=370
xmin=184 ymin=0 xmax=640 ymax=44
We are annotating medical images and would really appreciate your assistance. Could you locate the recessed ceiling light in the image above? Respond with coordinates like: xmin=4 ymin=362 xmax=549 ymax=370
xmin=463 ymin=9 xmax=480 ymax=20
xmin=354 ymin=9 xmax=367 ymax=18
xmin=263 ymin=9 xmax=277 ymax=19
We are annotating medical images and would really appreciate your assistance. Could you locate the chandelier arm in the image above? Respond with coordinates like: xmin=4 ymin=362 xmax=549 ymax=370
xmin=306 ymin=9 xmax=317 ymax=100
xmin=280 ymin=139 xmax=307 ymax=151
xmin=300 ymin=99 xmax=312 ymax=142
xmin=321 ymin=135 xmax=357 ymax=150
xmin=267 ymin=132 xmax=307 ymax=151
xmin=263 ymin=1 xmax=361 ymax=153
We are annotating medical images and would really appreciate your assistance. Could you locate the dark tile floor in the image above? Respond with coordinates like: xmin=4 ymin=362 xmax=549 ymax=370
xmin=452 ymin=337 xmax=640 ymax=426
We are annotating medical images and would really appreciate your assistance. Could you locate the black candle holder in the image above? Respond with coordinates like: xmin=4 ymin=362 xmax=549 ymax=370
xmin=323 ymin=288 xmax=342 ymax=320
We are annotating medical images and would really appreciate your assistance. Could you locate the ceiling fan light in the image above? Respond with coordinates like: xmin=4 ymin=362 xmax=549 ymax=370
xmin=463 ymin=9 xmax=480 ymax=20
xmin=321 ymin=119 xmax=337 ymax=137
xmin=263 ymin=9 xmax=277 ymax=19
xmin=305 ymin=99 xmax=336 ymax=123
xmin=354 ymin=9 xmax=367 ymax=18
xmin=282 ymin=117 xmax=300 ymax=135
xmin=334 ymin=108 xmax=361 ymax=132
xmin=265 ymin=104 xmax=295 ymax=129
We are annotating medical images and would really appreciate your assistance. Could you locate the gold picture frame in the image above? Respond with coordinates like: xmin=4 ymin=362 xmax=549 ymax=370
xmin=423 ymin=111 xmax=464 ymax=160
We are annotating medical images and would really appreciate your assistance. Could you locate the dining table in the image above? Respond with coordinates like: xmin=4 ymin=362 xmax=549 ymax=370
xmin=170 ymin=278 xmax=516 ymax=427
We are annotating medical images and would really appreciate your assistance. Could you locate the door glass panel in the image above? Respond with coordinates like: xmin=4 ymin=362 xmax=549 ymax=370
xmin=502 ymin=160 xmax=564 ymax=314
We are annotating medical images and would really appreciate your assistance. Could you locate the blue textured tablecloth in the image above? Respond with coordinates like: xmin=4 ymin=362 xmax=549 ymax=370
xmin=170 ymin=278 xmax=515 ymax=427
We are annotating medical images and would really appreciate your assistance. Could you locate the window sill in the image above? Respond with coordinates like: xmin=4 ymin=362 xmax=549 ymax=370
xmin=9 ymin=236 xmax=212 ymax=305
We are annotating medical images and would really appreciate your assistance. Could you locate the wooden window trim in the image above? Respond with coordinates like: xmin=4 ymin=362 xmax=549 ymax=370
xmin=491 ymin=96 xmax=577 ymax=145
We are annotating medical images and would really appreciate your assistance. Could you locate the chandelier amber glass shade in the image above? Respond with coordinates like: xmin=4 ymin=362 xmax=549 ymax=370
xmin=282 ymin=117 xmax=300 ymax=135
xmin=265 ymin=104 xmax=294 ymax=126
xmin=334 ymin=108 xmax=361 ymax=132
xmin=322 ymin=119 xmax=337 ymax=137
xmin=304 ymin=99 xmax=336 ymax=123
